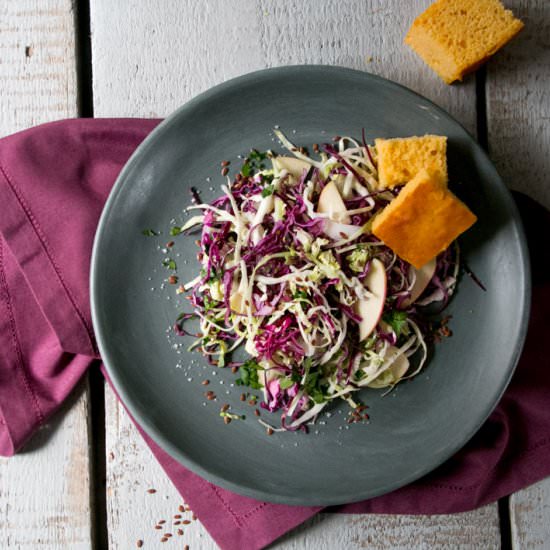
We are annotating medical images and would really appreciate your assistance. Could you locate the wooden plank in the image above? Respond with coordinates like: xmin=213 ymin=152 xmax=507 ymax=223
xmin=0 ymin=388 xmax=93 ymax=549
xmin=0 ymin=1 xmax=78 ymax=137
xmin=486 ymin=0 xmax=550 ymax=210
xmin=104 ymin=385 xmax=209 ymax=549
xmin=271 ymin=506 xmax=500 ymax=549
xmin=0 ymin=2 xmax=93 ymax=549
xmin=510 ymin=479 xmax=550 ymax=549
xmin=91 ymin=0 xmax=496 ymax=547
xmin=90 ymin=0 xmax=477 ymax=133
xmin=487 ymin=2 xmax=550 ymax=545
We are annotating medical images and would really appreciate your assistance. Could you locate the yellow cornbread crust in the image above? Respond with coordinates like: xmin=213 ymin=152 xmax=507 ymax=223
xmin=405 ymin=0 xmax=524 ymax=84
xmin=375 ymin=135 xmax=447 ymax=189
xmin=372 ymin=169 xmax=477 ymax=268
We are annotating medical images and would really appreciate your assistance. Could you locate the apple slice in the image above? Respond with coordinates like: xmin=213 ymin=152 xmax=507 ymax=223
xmin=402 ymin=258 xmax=436 ymax=307
xmin=272 ymin=156 xmax=311 ymax=178
xmin=230 ymin=291 xmax=245 ymax=314
xmin=322 ymin=220 xmax=362 ymax=241
xmin=317 ymin=181 xmax=351 ymax=224
xmin=354 ymin=258 xmax=387 ymax=341
xmin=368 ymin=345 xmax=410 ymax=388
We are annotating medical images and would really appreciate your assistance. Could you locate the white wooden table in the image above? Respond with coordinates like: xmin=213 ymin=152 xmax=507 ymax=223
xmin=1 ymin=1 xmax=549 ymax=548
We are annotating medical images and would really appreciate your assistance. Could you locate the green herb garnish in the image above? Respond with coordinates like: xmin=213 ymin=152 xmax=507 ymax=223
xmin=241 ymin=149 xmax=269 ymax=178
xmin=279 ymin=378 xmax=294 ymax=390
xmin=261 ymin=184 xmax=275 ymax=198
xmin=382 ymin=310 xmax=409 ymax=337
xmin=235 ymin=360 xmax=262 ymax=389
xmin=142 ymin=229 xmax=158 ymax=236
xmin=162 ymin=258 xmax=177 ymax=270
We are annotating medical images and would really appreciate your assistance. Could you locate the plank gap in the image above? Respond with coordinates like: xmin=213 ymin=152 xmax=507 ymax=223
xmin=475 ymin=66 xmax=489 ymax=151
xmin=87 ymin=366 xmax=109 ymax=550
xmin=498 ymin=496 xmax=513 ymax=550
xmin=75 ymin=0 xmax=94 ymax=117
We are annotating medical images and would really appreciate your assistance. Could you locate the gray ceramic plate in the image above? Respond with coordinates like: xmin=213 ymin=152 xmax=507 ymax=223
xmin=91 ymin=66 xmax=530 ymax=506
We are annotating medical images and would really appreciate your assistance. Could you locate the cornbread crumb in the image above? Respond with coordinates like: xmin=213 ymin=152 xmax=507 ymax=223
xmin=405 ymin=0 xmax=524 ymax=84
xmin=372 ymin=169 xmax=477 ymax=268
xmin=375 ymin=135 xmax=447 ymax=189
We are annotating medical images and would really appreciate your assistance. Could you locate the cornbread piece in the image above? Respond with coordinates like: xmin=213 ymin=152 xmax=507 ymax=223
xmin=372 ymin=169 xmax=477 ymax=268
xmin=375 ymin=135 xmax=447 ymax=189
xmin=405 ymin=0 xmax=524 ymax=84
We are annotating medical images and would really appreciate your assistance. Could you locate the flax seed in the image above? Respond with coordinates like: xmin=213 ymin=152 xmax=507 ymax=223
xmin=254 ymin=409 xmax=260 ymax=417
xmin=201 ymin=380 xmax=210 ymax=386
xmin=182 ymin=520 xmax=191 ymax=525
xmin=168 ymin=275 xmax=178 ymax=284
xmin=240 ymin=393 xmax=246 ymax=401
xmin=266 ymin=428 xmax=274 ymax=436
xmin=136 ymin=541 xmax=143 ymax=548
xmin=179 ymin=505 xmax=185 ymax=512
xmin=166 ymin=241 xmax=175 ymax=248
xmin=221 ymin=160 xmax=230 ymax=167
xmin=177 ymin=529 xmax=184 ymax=536
xmin=221 ymin=404 xmax=230 ymax=412
xmin=147 ymin=488 xmax=156 ymax=494
xmin=231 ymin=366 xmax=239 ymax=373
xmin=174 ymin=520 xmax=181 ymax=525
xmin=158 ymin=520 xmax=166 ymax=525
xmin=221 ymin=167 xmax=229 ymax=176
xmin=223 ymin=416 xmax=231 ymax=424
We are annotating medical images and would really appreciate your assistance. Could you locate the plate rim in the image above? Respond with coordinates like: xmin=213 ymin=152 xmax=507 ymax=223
xmin=90 ymin=65 xmax=531 ymax=506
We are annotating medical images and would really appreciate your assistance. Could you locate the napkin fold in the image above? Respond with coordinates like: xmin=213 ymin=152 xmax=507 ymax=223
xmin=1 ymin=119 xmax=549 ymax=550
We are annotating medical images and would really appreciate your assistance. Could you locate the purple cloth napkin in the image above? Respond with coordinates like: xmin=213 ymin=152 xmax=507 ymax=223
xmin=1 ymin=119 xmax=549 ymax=550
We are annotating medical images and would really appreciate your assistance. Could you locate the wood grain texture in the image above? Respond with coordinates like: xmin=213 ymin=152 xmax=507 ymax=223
xmin=510 ymin=479 xmax=550 ymax=549
xmin=0 ymin=2 xmax=93 ymax=549
xmin=0 ymin=1 xmax=78 ymax=137
xmin=486 ymin=0 xmax=550 ymax=210
xmin=490 ymin=2 xmax=550 ymax=543
xmin=90 ymin=0 xmax=498 ymax=547
xmin=0 ymin=386 xmax=92 ymax=549
xmin=104 ymin=385 xmax=213 ymax=549
xmin=90 ymin=0 xmax=477 ymax=134
xmin=270 ymin=506 xmax=501 ymax=550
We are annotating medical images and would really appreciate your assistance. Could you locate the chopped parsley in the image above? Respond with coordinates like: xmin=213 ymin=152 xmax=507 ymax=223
xmin=142 ymin=228 xmax=158 ymax=236
xmin=261 ymin=184 xmax=275 ymax=198
xmin=235 ymin=360 xmax=262 ymax=389
xmin=382 ymin=310 xmax=409 ymax=337
xmin=170 ymin=226 xmax=183 ymax=236
xmin=241 ymin=149 xmax=269 ymax=178
xmin=279 ymin=378 xmax=294 ymax=390
xmin=162 ymin=258 xmax=177 ymax=270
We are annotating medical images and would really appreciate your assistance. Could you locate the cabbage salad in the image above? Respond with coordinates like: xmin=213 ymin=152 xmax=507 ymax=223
xmin=174 ymin=130 xmax=459 ymax=431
